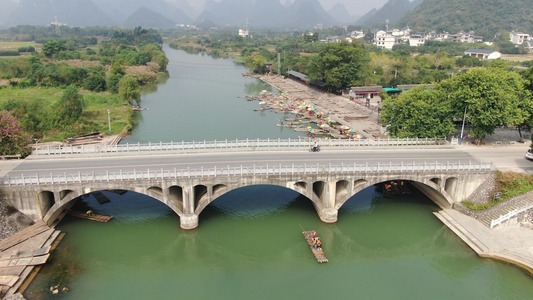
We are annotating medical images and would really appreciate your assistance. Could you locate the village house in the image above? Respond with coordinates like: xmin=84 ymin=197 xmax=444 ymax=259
xmin=449 ymin=31 xmax=483 ymax=43
xmin=372 ymin=28 xmax=484 ymax=50
xmin=350 ymin=30 xmax=365 ymax=40
xmin=510 ymin=31 xmax=531 ymax=45
xmin=464 ymin=49 xmax=501 ymax=60
xmin=408 ymin=35 xmax=426 ymax=47
xmin=238 ymin=28 xmax=249 ymax=38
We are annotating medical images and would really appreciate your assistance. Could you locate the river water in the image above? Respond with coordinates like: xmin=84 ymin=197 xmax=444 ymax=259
xmin=24 ymin=45 xmax=533 ymax=299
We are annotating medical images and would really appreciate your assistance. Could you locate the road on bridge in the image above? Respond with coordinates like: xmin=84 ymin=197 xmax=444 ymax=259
xmin=4 ymin=148 xmax=504 ymax=177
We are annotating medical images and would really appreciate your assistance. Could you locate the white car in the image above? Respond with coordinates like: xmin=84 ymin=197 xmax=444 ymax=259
xmin=526 ymin=149 xmax=533 ymax=160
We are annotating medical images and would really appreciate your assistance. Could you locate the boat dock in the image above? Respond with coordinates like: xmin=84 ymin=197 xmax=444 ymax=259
xmin=302 ymin=231 xmax=328 ymax=263
xmin=0 ymin=221 xmax=64 ymax=298
xmin=69 ymin=211 xmax=113 ymax=222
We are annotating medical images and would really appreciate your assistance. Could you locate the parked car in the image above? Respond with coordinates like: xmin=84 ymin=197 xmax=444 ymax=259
xmin=526 ymin=148 xmax=533 ymax=160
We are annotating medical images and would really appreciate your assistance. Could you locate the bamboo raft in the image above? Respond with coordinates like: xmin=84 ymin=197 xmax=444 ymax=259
xmin=69 ymin=211 xmax=113 ymax=222
xmin=302 ymin=231 xmax=328 ymax=263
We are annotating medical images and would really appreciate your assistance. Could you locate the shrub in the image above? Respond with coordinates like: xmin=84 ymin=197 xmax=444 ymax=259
xmin=0 ymin=50 xmax=20 ymax=56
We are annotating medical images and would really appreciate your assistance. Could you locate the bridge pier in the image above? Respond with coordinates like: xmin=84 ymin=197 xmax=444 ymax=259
xmin=317 ymin=208 xmax=338 ymax=223
xmin=180 ymin=214 xmax=199 ymax=230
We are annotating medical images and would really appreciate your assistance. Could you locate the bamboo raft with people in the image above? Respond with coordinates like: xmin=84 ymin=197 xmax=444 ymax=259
xmin=69 ymin=210 xmax=113 ymax=222
xmin=300 ymin=226 xmax=328 ymax=263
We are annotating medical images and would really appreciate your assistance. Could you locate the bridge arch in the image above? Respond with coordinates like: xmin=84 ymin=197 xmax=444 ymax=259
xmin=38 ymin=191 xmax=55 ymax=219
xmin=194 ymin=184 xmax=308 ymax=219
xmin=334 ymin=176 xmax=456 ymax=211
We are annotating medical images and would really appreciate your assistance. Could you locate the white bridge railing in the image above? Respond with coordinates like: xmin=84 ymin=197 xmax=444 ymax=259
xmin=490 ymin=202 xmax=533 ymax=229
xmin=3 ymin=160 xmax=492 ymax=186
xmin=32 ymin=137 xmax=447 ymax=156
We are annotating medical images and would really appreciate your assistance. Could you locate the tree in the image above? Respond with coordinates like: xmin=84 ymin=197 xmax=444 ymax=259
xmin=42 ymin=40 xmax=66 ymax=58
xmin=381 ymin=86 xmax=456 ymax=138
xmin=107 ymin=73 xmax=123 ymax=94
xmin=110 ymin=60 xmax=125 ymax=76
xmin=84 ymin=74 xmax=107 ymax=92
xmin=118 ymin=76 xmax=141 ymax=105
xmin=54 ymin=85 xmax=85 ymax=125
xmin=441 ymin=67 xmax=529 ymax=143
xmin=307 ymin=41 xmax=370 ymax=90
xmin=0 ymin=110 xmax=33 ymax=157
xmin=244 ymin=54 xmax=267 ymax=73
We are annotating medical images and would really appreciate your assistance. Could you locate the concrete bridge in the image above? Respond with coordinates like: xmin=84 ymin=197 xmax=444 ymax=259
xmin=1 ymin=160 xmax=493 ymax=229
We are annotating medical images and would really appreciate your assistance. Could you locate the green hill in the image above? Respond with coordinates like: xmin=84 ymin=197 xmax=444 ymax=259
xmin=396 ymin=0 xmax=533 ymax=39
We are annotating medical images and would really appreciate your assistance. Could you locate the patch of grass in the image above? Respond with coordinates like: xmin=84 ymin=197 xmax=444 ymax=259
xmin=497 ymin=171 xmax=533 ymax=199
xmin=462 ymin=201 xmax=495 ymax=210
xmin=0 ymin=87 xmax=63 ymax=104
xmin=0 ymin=41 xmax=35 ymax=49
xmin=462 ymin=171 xmax=533 ymax=210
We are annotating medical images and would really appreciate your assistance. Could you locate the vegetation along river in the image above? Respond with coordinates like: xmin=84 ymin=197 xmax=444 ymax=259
xmin=24 ymin=45 xmax=533 ymax=299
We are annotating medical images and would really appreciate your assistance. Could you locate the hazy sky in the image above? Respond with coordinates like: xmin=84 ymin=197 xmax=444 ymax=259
xmin=186 ymin=0 xmax=390 ymax=17
xmin=318 ymin=0 xmax=389 ymax=16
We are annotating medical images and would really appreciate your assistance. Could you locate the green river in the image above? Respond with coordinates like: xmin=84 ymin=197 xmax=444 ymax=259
xmin=24 ymin=45 xmax=533 ymax=299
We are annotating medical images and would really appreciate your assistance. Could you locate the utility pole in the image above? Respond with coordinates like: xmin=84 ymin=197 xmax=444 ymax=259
xmin=278 ymin=53 xmax=281 ymax=75
xmin=459 ymin=106 xmax=467 ymax=145
xmin=107 ymin=109 xmax=111 ymax=134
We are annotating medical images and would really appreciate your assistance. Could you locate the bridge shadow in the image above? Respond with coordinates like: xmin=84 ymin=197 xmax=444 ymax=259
xmin=62 ymin=190 xmax=175 ymax=225
xmin=199 ymin=184 xmax=316 ymax=226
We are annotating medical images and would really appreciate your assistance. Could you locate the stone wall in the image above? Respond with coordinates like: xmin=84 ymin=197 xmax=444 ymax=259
xmin=464 ymin=172 xmax=497 ymax=204
xmin=0 ymin=200 xmax=34 ymax=241
xmin=455 ymin=189 xmax=533 ymax=227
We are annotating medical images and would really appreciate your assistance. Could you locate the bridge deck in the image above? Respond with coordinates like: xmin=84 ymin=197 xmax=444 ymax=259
xmin=302 ymin=231 xmax=328 ymax=263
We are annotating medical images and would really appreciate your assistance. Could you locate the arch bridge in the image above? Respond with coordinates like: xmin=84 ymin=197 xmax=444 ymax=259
xmin=1 ymin=162 xmax=493 ymax=229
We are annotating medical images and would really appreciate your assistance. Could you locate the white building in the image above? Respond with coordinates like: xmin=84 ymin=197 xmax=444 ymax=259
xmin=409 ymin=35 xmax=426 ymax=47
xmin=238 ymin=29 xmax=249 ymax=37
xmin=510 ymin=31 xmax=531 ymax=45
xmin=427 ymin=31 xmax=449 ymax=41
xmin=374 ymin=30 xmax=396 ymax=50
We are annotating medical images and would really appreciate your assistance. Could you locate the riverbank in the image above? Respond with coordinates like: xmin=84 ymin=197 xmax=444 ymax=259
xmin=251 ymin=74 xmax=385 ymax=139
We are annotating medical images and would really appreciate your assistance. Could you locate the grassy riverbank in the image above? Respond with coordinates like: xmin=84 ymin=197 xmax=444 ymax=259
xmin=0 ymin=87 xmax=134 ymax=142
xmin=463 ymin=171 xmax=533 ymax=210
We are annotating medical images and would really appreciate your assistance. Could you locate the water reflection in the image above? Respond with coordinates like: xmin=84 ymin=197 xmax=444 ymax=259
xmin=208 ymin=185 xmax=300 ymax=219
xmin=141 ymin=72 xmax=170 ymax=95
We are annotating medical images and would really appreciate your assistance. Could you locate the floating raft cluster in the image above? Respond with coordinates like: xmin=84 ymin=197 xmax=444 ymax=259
xmin=302 ymin=231 xmax=328 ymax=263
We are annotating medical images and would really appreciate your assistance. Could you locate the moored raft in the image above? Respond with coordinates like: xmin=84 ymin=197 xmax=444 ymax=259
xmin=302 ymin=231 xmax=328 ymax=263
xmin=69 ymin=211 xmax=113 ymax=222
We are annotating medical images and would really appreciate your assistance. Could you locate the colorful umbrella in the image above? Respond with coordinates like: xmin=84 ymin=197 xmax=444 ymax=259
xmin=308 ymin=129 xmax=318 ymax=134
xmin=325 ymin=117 xmax=337 ymax=124
xmin=348 ymin=129 xmax=357 ymax=133
xmin=339 ymin=125 xmax=350 ymax=130
xmin=320 ymin=124 xmax=330 ymax=129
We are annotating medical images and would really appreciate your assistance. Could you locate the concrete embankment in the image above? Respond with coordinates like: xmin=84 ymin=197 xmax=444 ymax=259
xmin=435 ymin=209 xmax=533 ymax=274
